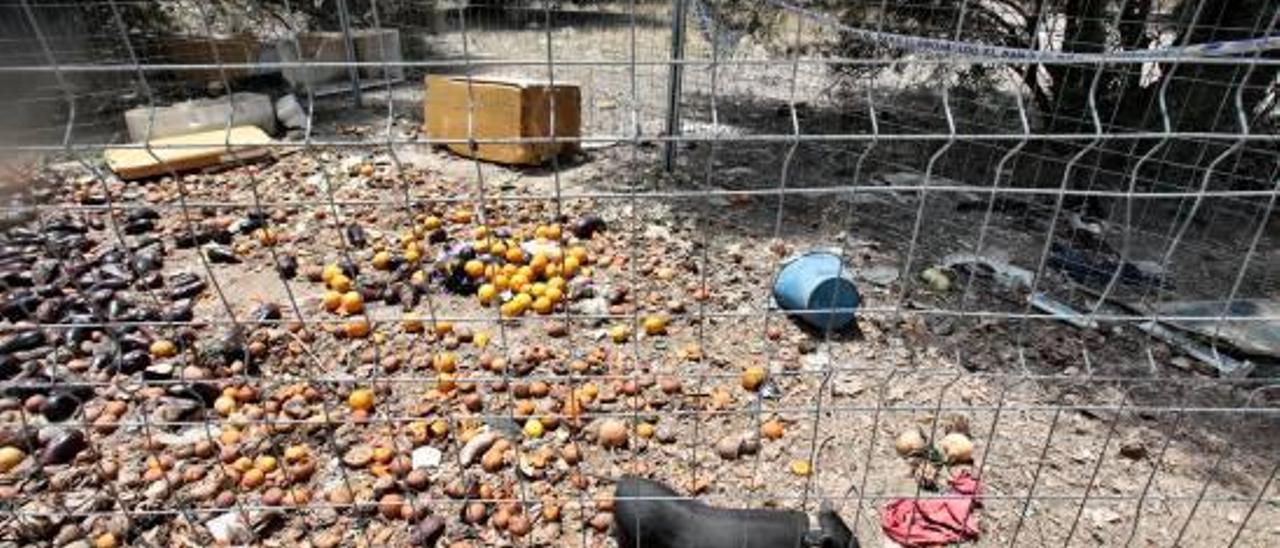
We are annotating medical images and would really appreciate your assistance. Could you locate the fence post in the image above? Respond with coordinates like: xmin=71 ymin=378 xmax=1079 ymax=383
xmin=663 ymin=0 xmax=688 ymax=172
xmin=337 ymin=0 xmax=363 ymax=108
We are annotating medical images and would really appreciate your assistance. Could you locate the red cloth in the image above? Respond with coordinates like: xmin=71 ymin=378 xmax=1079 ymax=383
xmin=881 ymin=471 xmax=982 ymax=547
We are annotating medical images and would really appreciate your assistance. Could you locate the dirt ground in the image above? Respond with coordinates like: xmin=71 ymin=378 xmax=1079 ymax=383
xmin=3 ymin=2 xmax=1280 ymax=548
xmin=0 ymin=132 xmax=1275 ymax=547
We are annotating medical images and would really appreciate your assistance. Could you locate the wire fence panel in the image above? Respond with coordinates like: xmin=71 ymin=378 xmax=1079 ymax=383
xmin=1 ymin=0 xmax=1278 ymax=547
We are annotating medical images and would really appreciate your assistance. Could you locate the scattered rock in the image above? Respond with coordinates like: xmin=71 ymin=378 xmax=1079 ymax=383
xmin=861 ymin=265 xmax=900 ymax=286
xmin=412 ymin=446 xmax=442 ymax=469
xmin=1087 ymin=507 xmax=1123 ymax=527
xmin=715 ymin=437 xmax=740 ymax=460
xmin=206 ymin=512 xmax=252 ymax=544
xmin=410 ymin=516 xmax=445 ymax=546
xmin=342 ymin=445 xmax=373 ymax=468
xmin=1119 ymin=438 xmax=1148 ymax=460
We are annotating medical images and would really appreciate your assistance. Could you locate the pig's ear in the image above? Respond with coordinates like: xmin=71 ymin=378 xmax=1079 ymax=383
xmin=819 ymin=504 xmax=857 ymax=548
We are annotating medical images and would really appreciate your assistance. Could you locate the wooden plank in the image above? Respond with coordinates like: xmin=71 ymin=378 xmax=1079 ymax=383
xmin=104 ymin=126 xmax=273 ymax=180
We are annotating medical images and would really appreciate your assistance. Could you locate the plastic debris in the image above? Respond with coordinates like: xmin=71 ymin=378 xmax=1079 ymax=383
xmin=1047 ymin=242 xmax=1167 ymax=290
xmin=882 ymin=471 xmax=982 ymax=547
xmin=941 ymin=251 xmax=1033 ymax=291
xmin=1151 ymin=299 xmax=1280 ymax=359
xmin=773 ymin=252 xmax=861 ymax=331
xmin=1138 ymin=321 xmax=1253 ymax=377
xmin=1029 ymin=293 xmax=1098 ymax=330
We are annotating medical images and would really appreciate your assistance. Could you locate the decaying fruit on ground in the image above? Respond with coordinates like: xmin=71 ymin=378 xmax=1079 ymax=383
xmin=939 ymin=432 xmax=974 ymax=464
xmin=348 ymin=388 xmax=375 ymax=412
xmin=598 ymin=419 xmax=628 ymax=448
xmin=895 ymin=428 xmax=927 ymax=457
xmin=741 ymin=366 xmax=767 ymax=391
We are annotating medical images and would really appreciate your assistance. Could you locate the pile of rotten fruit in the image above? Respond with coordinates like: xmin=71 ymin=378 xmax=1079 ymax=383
xmin=0 ymin=173 xmax=821 ymax=548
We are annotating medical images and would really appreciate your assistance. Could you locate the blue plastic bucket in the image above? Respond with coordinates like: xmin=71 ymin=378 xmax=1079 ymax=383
xmin=772 ymin=252 xmax=861 ymax=331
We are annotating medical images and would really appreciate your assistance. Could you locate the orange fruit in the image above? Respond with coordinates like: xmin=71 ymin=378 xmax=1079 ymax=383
xmin=505 ymin=247 xmax=525 ymax=264
xmin=761 ymin=420 xmax=785 ymax=440
xmin=437 ymin=373 xmax=457 ymax=393
xmin=790 ymin=459 xmax=812 ymax=476
xmin=329 ymin=274 xmax=352 ymax=293
xmin=254 ymin=455 xmax=278 ymax=472
xmin=214 ymin=396 xmax=236 ymax=416
xmin=340 ymin=291 xmax=364 ymax=315
xmin=150 ymin=339 xmax=177 ymax=358
xmin=493 ymin=275 xmax=511 ymax=292
xmin=642 ymin=315 xmax=668 ymax=336
xmin=523 ymin=419 xmax=545 ymax=439
xmin=322 ymin=290 xmax=343 ymax=312
xmin=343 ymin=318 xmax=371 ymax=338
xmin=464 ymin=259 xmax=485 ymax=279
xmin=489 ymin=241 xmax=507 ymax=257
xmin=478 ymin=284 xmax=498 ymax=305
xmin=533 ymin=296 xmax=553 ymax=315
xmin=563 ymin=256 xmax=580 ymax=277
xmin=372 ymin=251 xmax=392 ymax=270
xmin=545 ymin=224 xmax=562 ymax=241
xmin=545 ymin=286 xmax=564 ymax=304
xmin=434 ymin=321 xmax=454 ymax=335
xmin=501 ymin=299 xmax=526 ymax=318
xmin=433 ymin=352 xmax=458 ymax=373
xmin=430 ymin=419 xmax=449 ymax=438
xmin=284 ymin=445 xmax=309 ymax=462
xmin=741 ymin=366 xmax=767 ymax=391
xmin=423 ymin=215 xmax=442 ymax=230
xmin=568 ymin=246 xmax=588 ymax=264
xmin=256 ymin=228 xmax=278 ymax=246
xmin=321 ymin=264 xmax=342 ymax=284
xmin=530 ymin=253 xmax=549 ymax=275
xmin=402 ymin=313 xmax=424 ymax=333
xmin=609 ymin=325 xmax=630 ymax=343
xmin=348 ymin=388 xmax=375 ymax=411
xmin=530 ymin=282 xmax=548 ymax=297
xmin=241 ymin=468 xmax=265 ymax=489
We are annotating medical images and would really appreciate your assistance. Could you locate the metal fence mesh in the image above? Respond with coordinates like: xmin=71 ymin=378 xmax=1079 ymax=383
xmin=1 ymin=0 xmax=1279 ymax=546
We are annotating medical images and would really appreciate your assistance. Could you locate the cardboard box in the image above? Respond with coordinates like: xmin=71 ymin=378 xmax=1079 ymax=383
xmin=423 ymin=75 xmax=580 ymax=165
xmin=163 ymin=34 xmax=264 ymax=83
xmin=104 ymin=126 xmax=272 ymax=180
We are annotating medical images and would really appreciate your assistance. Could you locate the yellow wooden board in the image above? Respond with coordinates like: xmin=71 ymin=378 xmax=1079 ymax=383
xmin=105 ymin=126 xmax=273 ymax=180
xmin=422 ymin=75 xmax=580 ymax=165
